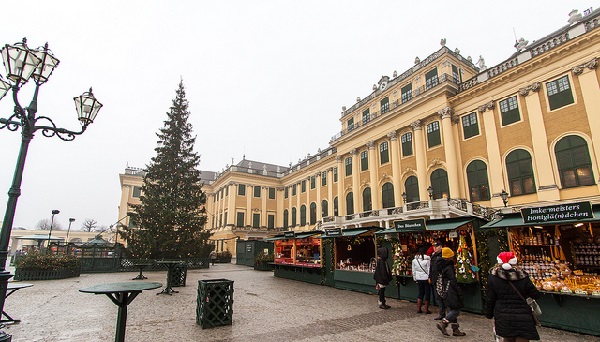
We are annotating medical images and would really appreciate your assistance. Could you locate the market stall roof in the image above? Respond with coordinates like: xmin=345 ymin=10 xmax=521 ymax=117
xmin=425 ymin=217 xmax=475 ymax=231
xmin=481 ymin=207 xmax=600 ymax=229
xmin=321 ymin=226 xmax=382 ymax=238
xmin=83 ymin=236 xmax=112 ymax=245
xmin=266 ymin=230 xmax=322 ymax=241
xmin=15 ymin=234 xmax=64 ymax=241
xmin=296 ymin=231 xmax=323 ymax=239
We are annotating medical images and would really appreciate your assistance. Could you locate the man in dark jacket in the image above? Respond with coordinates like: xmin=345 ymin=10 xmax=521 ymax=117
xmin=373 ymin=247 xmax=393 ymax=309
xmin=485 ymin=252 xmax=541 ymax=341
xmin=436 ymin=247 xmax=466 ymax=337
xmin=429 ymin=241 xmax=445 ymax=320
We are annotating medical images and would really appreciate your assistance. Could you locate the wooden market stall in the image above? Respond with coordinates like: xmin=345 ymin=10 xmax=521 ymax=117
xmin=271 ymin=230 xmax=323 ymax=284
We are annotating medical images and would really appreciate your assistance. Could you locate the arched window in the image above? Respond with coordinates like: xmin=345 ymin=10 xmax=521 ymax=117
xmin=321 ymin=199 xmax=328 ymax=217
xmin=555 ymin=136 xmax=595 ymax=188
xmin=430 ymin=169 xmax=449 ymax=199
xmin=506 ymin=149 xmax=536 ymax=195
xmin=467 ymin=160 xmax=490 ymax=201
xmin=291 ymin=207 xmax=297 ymax=227
xmin=346 ymin=192 xmax=354 ymax=215
xmin=300 ymin=205 xmax=307 ymax=226
xmin=283 ymin=209 xmax=289 ymax=229
xmin=362 ymin=187 xmax=372 ymax=211
xmin=310 ymin=202 xmax=317 ymax=225
xmin=381 ymin=182 xmax=395 ymax=208
xmin=334 ymin=197 xmax=338 ymax=216
xmin=405 ymin=176 xmax=419 ymax=203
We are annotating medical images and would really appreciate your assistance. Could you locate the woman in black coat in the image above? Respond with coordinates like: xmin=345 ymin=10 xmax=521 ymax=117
xmin=436 ymin=247 xmax=466 ymax=336
xmin=373 ymin=247 xmax=393 ymax=309
xmin=485 ymin=252 xmax=540 ymax=341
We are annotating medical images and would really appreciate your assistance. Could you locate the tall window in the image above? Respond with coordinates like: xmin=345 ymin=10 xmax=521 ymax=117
xmin=401 ymin=83 xmax=412 ymax=103
xmin=225 ymin=186 xmax=229 ymax=196
xmin=236 ymin=212 xmax=245 ymax=227
xmin=467 ymin=160 xmax=490 ymax=201
xmin=347 ymin=118 xmax=354 ymax=132
xmin=333 ymin=167 xmax=338 ymax=182
xmin=555 ymin=135 xmax=595 ymax=188
xmin=292 ymin=184 xmax=296 ymax=196
xmin=224 ymin=212 xmax=228 ymax=226
xmin=300 ymin=205 xmax=307 ymax=226
xmin=427 ymin=121 xmax=441 ymax=148
xmin=452 ymin=65 xmax=460 ymax=83
xmin=430 ymin=169 xmax=449 ymax=199
xmin=506 ymin=149 xmax=536 ymax=196
xmin=461 ymin=112 xmax=479 ymax=139
xmin=254 ymin=185 xmax=261 ymax=198
xmin=426 ymin=68 xmax=439 ymax=89
xmin=547 ymin=75 xmax=574 ymax=110
xmin=381 ymin=182 xmax=395 ymax=208
xmin=401 ymin=132 xmax=413 ymax=156
xmin=283 ymin=209 xmax=289 ymax=229
xmin=284 ymin=187 xmax=289 ymax=199
xmin=310 ymin=202 xmax=317 ymax=225
xmin=301 ymin=180 xmax=306 ymax=193
xmin=291 ymin=207 xmax=297 ymax=226
xmin=363 ymin=187 xmax=372 ymax=211
xmin=268 ymin=215 xmax=274 ymax=229
xmin=334 ymin=197 xmax=338 ymax=216
xmin=321 ymin=171 xmax=327 ymax=186
xmin=380 ymin=97 xmax=390 ymax=114
xmin=499 ymin=96 xmax=520 ymax=126
xmin=238 ymin=184 xmax=246 ymax=196
xmin=360 ymin=151 xmax=368 ymax=171
xmin=310 ymin=176 xmax=316 ymax=189
xmin=362 ymin=109 xmax=370 ymax=125
xmin=268 ymin=187 xmax=275 ymax=199
xmin=380 ymin=141 xmax=389 ymax=164
xmin=346 ymin=192 xmax=354 ymax=215
xmin=252 ymin=213 xmax=260 ymax=228
xmin=405 ymin=176 xmax=419 ymax=202
xmin=345 ymin=157 xmax=352 ymax=176
xmin=322 ymin=199 xmax=328 ymax=217
xmin=132 ymin=186 xmax=141 ymax=198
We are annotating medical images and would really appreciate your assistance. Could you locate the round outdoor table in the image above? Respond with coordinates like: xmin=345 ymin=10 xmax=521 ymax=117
xmin=156 ymin=260 xmax=183 ymax=295
xmin=80 ymin=282 xmax=162 ymax=342
xmin=131 ymin=263 xmax=152 ymax=280
xmin=2 ymin=282 xmax=33 ymax=324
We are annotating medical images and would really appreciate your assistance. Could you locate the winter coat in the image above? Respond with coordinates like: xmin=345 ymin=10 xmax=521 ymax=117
xmin=484 ymin=265 xmax=541 ymax=340
xmin=373 ymin=247 xmax=393 ymax=286
xmin=412 ymin=255 xmax=431 ymax=281
xmin=438 ymin=258 xmax=463 ymax=309
xmin=429 ymin=251 xmax=441 ymax=283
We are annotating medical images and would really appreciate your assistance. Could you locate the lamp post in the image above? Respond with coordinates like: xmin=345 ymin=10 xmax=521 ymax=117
xmin=427 ymin=186 xmax=434 ymax=199
xmin=66 ymin=217 xmax=76 ymax=243
xmin=47 ymin=209 xmax=60 ymax=248
xmin=500 ymin=189 xmax=509 ymax=207
xmin=401 ymin=192 xmax=407 ymax=204
xmin=0 ymin=38 xmax=102 ymax=340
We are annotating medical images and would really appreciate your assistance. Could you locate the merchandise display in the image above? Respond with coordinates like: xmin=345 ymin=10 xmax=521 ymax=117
xmin=274 ymin=235 xmax=321 ymax=267
xmin=334 ymin=235 xmax=376 ymax=272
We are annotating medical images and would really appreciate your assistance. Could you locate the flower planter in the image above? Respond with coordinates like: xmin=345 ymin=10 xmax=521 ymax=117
xmin=14 ymin=267 xmax=81 ymax=281
xmin=253 ymin=262 xmax=273 ymax=271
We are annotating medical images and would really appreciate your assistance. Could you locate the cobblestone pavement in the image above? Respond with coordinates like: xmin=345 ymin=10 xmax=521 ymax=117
xmin=2 ymin=263 xmax=599 ymax=342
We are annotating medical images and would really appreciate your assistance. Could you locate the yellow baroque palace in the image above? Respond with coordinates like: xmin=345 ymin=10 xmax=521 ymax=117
xmin=119 ymin=9 xmax=600 ymax=257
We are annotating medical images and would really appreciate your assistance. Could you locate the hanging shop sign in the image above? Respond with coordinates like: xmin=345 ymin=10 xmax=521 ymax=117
xmin=283 ymin=231 xmax=296 ymax=238
xmin=324 ymin=228 xmax=342 ymax=237
xmin=394 ymin=218 xmax=426 ymax=231
xmin=521 ymin=201 xmax=594 ymax=224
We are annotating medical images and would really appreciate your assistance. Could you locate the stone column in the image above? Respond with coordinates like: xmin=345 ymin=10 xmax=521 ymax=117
xmin=412 ymin=120 xmax=428 ymax=200
xmin=261 ymin=186 xmax=267 ymax=227
xmin=351 ymin=148 xmax=360 ymax=214
xmin=276 ymin=187 xmax=284 ymax=228
xmin=227 ymin=183 xmax=236 ymax=226
xmin=246 ymin=185 xmax=252 ymax=226
xmin=327 ymin=168 xmax=334 ymax=216
xmin=367 ymin=141 xmax=380 ymax=209
xmin=388 ymin=131 xmax=402 ymax=207
xmin=316 ymin=173 xmax=322 ymax=221
xmin=479 ymin=102 xmax=506 ymax=207
xmin=439 ymin=107 xmax=459 ymax=198
xmin=337 ymin=156 xmax=345 ymax=216
xmin=296 ymin=182 xmax=301 ymax=227
xmin=573 ymin=58 xmax=600 ymax=192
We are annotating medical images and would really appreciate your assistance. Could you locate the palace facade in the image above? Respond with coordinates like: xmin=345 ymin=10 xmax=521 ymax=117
xmin=119 ymin=9 xmax=600 ymax=256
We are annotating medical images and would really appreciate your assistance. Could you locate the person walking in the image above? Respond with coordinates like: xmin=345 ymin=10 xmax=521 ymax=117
xmin=373 ymin=246 xmax=393 ymax=309
xmin=485 ymin=251 xmax=541 ymax=342
xmin=209 ymin=250 xmax=217 ymax=266
xmin=436 ymin=247 xmax=466 ymax=337
xmin=412 ymin=246 xmax=432 ymax=314
xmin=429 ymin=241 xmax=445 ymax=320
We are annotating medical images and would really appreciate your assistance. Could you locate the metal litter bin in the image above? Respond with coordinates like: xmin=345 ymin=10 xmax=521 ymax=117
xmin=171 ymin=262 xmax=188 ymax=287
xmin=196 ymin=279 xmax=234 ymax=329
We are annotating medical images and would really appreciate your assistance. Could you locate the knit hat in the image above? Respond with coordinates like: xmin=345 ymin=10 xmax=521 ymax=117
xmin=441 ymin=247 xmax=454 ymax=259
xmin=497 ymin=251 xmax=518 ymax=270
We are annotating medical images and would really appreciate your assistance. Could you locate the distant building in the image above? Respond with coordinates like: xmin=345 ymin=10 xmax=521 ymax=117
xmin=119 ymin=9 xmax=600 ymax=256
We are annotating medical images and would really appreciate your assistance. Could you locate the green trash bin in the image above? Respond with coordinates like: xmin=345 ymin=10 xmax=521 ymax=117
xmin=196 ymin=279 xmax=234 ymax=329
xmin=171 ymin=263 xmax=188 ymax=287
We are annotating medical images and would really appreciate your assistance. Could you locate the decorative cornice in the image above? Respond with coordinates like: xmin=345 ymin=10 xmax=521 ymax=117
xmin=410 ymin=120 xmax=422 ymax=130
xmin=478 ymin=101 xmax=495 ymax=113
xmin=366 ymin=141 xmax=375 ymax=149
xmin=438 ymin=107 xmax=454 ymax=119
xmin=276 ymin=187 xmax=285 ymax=191
xmin=336 ymin=156 xmax=343 ymax=163
xmin=518 ymin=82 xmax=540 ymax=97
xmin=387 ymin=131 xmax=398 ymax=141
xmin=350 ymin=148 xmax=358 ymax=156
xmin=573 ymin=58 xmax=598 ymax=75
xmin=428 ymin=158 xmax=443 ymax=169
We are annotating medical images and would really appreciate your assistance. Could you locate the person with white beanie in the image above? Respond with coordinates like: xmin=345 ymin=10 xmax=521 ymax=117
xmin=484 ymin=251 xmax=541 ymax=341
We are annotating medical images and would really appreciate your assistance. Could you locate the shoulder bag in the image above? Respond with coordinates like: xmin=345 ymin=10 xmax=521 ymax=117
xmin=508 ymin=280 xmax=542 ymax=326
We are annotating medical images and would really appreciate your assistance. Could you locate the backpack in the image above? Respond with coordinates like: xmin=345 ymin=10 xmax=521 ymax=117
xmin=436 ymin=276 xmax=450 ymax=299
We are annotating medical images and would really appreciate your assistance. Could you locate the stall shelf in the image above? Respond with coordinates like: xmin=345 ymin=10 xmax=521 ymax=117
xmin=271 ymin=231 xmax=324 ymax=285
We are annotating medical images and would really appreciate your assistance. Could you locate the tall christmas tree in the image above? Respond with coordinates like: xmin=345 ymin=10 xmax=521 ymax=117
xmin=121 ymin=80 xmax=211 ymax=259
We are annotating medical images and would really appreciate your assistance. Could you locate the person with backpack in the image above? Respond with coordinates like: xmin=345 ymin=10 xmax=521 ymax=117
xmin=373 ymin=246 xmax=393 ymax=309
xmin=436 ymin=247 xmax=466 ymax=337
xmin=429 ymin=241 xmax=445 ymax=319
xmin=412 ymin=246 xmax=432 ymax=314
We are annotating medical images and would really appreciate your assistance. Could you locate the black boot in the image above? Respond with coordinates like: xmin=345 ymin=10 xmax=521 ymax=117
xmin=424 ymin=301 xmax=432 ymax=314
xmin=417 ymin=299 xmax=423 ymax=313
xmin=436 ymin=319 xmax=450 ymax=336
xmin=451 ymin=323 xmax=466 ymax=336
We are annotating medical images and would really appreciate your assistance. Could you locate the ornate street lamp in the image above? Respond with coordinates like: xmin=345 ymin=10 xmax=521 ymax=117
xmin=0 ymin=38 xmax=102 ymax=341
xmin=47 ymin=209 xmax=60 ymax=247
xmin=66 ymin=217 xmax=76 ymax=243
xmin=427 ymin=186 xmax=434 ymax=199
xmin=401 ymin=191 xmax=407 ymax=204
xmin=500 ymin=189 xmax=509 ymax=207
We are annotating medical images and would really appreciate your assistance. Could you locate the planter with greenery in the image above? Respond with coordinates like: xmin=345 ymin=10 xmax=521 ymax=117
xmin=254 ymin=253 xmax=274 ymax=271
xmin=216 ymin=251 xmax=232 ymax=263
xmin=14 ymin=251 xmax=81 ymax=280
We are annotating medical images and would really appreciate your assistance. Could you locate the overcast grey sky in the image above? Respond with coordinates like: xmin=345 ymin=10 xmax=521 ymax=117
xmin=0 ymin=0 xmax=593 ymax=230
